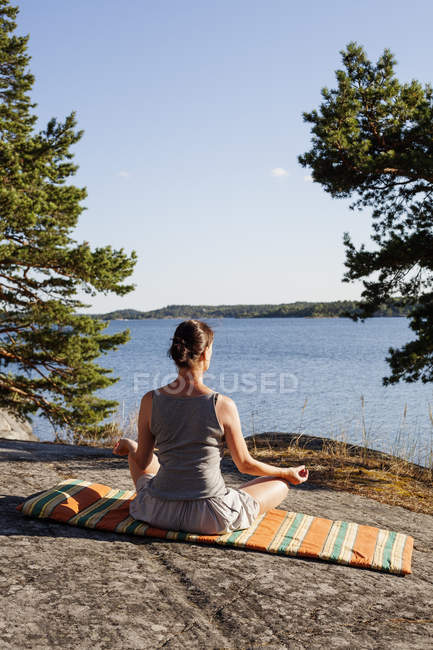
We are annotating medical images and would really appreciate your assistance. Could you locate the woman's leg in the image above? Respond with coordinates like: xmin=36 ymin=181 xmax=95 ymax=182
xmin=113 ymin=438 xmax=160 ymax=489
xmin=238 ymin=476 xmax=289 ymax=515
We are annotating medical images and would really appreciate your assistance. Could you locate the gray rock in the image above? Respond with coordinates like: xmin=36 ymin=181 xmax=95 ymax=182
xmin=0 ymin=438 xmax=432 ymax=649
xmin=0 ymin=409 xmax=38 ymax=441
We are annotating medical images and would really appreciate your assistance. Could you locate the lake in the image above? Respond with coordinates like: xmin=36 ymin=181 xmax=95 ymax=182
xmin=32 ymin=317 xmax=433 ymax=465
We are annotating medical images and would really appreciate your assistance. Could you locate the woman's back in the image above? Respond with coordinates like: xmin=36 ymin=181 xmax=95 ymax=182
xmin=146 ymin=389 xmax=227 ymax=500
xmin=114 ymin=318 xmax=307 ymax=534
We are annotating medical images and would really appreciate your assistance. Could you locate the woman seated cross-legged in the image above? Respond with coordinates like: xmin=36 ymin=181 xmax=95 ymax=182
xmin=113 ymin=319 xmax=309 ymax=535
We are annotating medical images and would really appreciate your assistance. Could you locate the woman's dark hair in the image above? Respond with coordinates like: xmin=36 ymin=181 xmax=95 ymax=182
xmin=168 ymin=319 xmax=214 ymax=368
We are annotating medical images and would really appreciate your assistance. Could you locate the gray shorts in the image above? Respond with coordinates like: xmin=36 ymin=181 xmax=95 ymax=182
xmin=129 ymin=473 xmax=261 ymax=535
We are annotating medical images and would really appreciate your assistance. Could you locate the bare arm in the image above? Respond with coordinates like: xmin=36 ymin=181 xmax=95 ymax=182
xmin=131 ymin=391 xmax=156 ymax=470
xmin=218 ymin=396 xmax=308 ymax=485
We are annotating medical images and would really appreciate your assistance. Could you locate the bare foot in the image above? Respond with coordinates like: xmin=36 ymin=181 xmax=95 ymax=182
xmin=113 ymin=438 xmax=134 ymax=456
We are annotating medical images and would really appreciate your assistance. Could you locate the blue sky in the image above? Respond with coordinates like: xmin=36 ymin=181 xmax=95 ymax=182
xmin=16 ymin=0 xmax=433 ymax=313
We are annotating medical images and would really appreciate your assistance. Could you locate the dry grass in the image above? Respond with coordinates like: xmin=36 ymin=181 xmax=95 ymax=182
xmin=242 ymin=432 xmax=433 ymax=516
xmin=57 ymin=407 xmax=141 ymax=448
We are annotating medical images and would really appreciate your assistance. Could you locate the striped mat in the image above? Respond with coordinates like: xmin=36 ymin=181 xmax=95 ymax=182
xmin=16 ymin=479 xmax=413 ymax=575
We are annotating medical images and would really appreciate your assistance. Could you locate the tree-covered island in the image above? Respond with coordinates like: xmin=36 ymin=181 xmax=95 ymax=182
xmin=86 ymin=298 xmax=411 ymax=321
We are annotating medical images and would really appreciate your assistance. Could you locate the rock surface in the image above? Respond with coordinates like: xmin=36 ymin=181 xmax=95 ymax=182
xmin=0 ymin=409 xmax=38 ymax=441
xmin=1 ymin=438 xmax=432 ymax=649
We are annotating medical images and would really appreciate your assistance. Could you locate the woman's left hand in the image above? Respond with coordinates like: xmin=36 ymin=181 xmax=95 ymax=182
xmin=282 ymin=465 xmax=309 ymax=485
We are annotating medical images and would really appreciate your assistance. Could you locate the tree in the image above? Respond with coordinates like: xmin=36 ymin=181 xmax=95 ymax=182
xmin=0 ymin=0 xmax=137 ymax=442
xmin=299 ymin=41 xmax=433 ymax=385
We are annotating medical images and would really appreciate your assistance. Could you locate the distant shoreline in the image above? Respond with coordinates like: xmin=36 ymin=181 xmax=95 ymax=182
xmin=107 ymin=315 xmax=406 ymax=321
xmin=80 ymin=299 xmax=411 ymax=321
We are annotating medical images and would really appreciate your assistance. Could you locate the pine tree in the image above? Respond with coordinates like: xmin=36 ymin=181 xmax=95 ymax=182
xmin=299 ymin=42 xmax=433 ymax=385
xmin=0 ymin=0 xmax=137 ymax=442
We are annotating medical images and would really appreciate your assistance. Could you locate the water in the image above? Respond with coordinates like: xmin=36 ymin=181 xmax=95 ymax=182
xmin=31 ymin=317 xmax=433 ymax=464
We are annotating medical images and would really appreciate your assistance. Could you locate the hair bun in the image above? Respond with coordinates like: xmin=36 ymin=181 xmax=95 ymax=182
xmin=167 ymin=319 xmax=214 ymax=369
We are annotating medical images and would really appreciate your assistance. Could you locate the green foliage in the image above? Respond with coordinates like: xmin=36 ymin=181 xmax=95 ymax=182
xmin=0 ymin=1 xmax=137 ymax=442
xmin=87 ymin=298 xmax=412 ymax=321
xmin=299 ymin=42 xmax=433 ymax=385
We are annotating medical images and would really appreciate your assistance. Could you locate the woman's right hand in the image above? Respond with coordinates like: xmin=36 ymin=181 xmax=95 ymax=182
xmin=282 ymin=465 xmax=309 ymax=485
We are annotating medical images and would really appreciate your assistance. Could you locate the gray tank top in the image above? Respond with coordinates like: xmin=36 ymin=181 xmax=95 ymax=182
xmin=147 ymin=389 xmax=227 ymax=500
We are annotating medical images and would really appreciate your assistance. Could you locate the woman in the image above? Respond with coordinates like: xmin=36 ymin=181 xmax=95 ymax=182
xmin=113 ymin=319 xmax=308 ymax=535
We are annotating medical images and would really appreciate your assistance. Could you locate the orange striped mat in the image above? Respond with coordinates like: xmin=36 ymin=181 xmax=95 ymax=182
xmin=16 ymin=479 xmax=413 ymax=575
